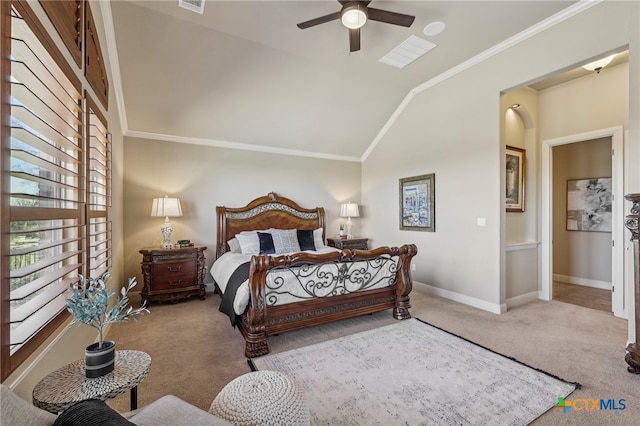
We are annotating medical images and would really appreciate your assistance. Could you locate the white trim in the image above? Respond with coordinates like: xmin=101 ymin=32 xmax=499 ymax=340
xmin=541 ymin=126 xmax=625 ymax=317
xmin=506 ymin=291 xmax=539 ymax=309
xmin=99 ymin=1 xmax=127 ymax=135
xmin=553 ymin=274 xmax=611 ymax=291
xmin=361 ymin=0 xmax=602 ymax=162
xmin=125 ymin=130 xmax=361 ymax=163
xmin=99 ymin=0 xmax=600 ymax=161
xmin=416 ymin=282 xmax=506 ymax=314
xmin=505 ymin=242 xmax=539 ymax=251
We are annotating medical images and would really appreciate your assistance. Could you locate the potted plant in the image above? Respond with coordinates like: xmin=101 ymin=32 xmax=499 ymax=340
xmin=65 ymin=272 xmax=149 ymax=378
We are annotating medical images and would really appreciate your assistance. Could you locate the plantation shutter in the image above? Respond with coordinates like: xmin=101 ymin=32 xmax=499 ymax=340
xmin=86 ymin=94 xmax=111 ymax=279
xmin=38 ymin=0 xmax=83 ymax=68
xmin=84 ymin=2 xmax=108 ymax=109
xmin=8 ymin=3 xmax=84 ymax=355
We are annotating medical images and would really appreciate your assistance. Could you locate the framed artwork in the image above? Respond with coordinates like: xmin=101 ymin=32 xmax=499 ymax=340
xmin=506 ymin=146 xmax=526 ymax=212
xmin=566 ymin=177 xmax=612 ymax=232
xmin=399 ymin=173 xmax=435 ymax=232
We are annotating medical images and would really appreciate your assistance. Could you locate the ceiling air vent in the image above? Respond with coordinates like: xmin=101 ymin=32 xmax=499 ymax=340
xmin=178 ymin=0 xmax=205 ymax=15
xmin=379 ymin=36 xmax=436 ymax=69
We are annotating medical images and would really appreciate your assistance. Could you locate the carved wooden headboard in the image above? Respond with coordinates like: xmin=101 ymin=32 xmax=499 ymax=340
xmin=215 ymin=192 xmax=326 ymax=259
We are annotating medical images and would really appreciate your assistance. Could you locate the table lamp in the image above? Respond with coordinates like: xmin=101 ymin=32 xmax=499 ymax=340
xmin=151 ymin=196 xmax=183 ymax=248
xmin=340 ymin=202 xmax=360 ymax=239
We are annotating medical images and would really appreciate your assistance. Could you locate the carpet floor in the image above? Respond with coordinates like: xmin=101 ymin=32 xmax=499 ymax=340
xmin=106 ymin=283 xmax=640 ymax=425
xmin=251 ymin=318 xmax=578 ymax=425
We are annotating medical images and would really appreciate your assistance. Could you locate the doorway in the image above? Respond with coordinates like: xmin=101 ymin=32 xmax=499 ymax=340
xmin=541 ymin=127 xmax=624 ymax=317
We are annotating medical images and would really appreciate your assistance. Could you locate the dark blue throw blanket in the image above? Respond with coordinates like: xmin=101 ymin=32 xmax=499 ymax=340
xmin=219 ymin=261 xmax=251 ymax=326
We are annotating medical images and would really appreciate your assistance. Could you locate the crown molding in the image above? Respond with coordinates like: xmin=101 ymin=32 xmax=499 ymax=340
xmin=360 ymin=0 xmax=602 ymax=162
xmin=125 ymin=130 xmax=362 ymax=162
xmin=101 ymin=0 xmax=601 ymax=163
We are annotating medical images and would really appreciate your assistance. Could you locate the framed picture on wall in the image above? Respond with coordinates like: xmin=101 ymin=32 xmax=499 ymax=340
xmin=566 ymin=177 xmax=612 ymax=232
xmin=399 ymin=173 xmax=435 ymax=232
xmin=506 ymin=146 xmax=526 ymax=212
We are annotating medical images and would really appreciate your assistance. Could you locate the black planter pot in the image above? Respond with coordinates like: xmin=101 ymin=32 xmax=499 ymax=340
xmin=85 ymin=340 xmax=115 ymax=378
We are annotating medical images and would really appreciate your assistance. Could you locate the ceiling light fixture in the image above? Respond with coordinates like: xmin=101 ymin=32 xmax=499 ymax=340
xmin=582 ymin=54 xmax=617 ymax=73
xmin=341 ymin=4 xmax=368 ymax=29
xmin=423 ymin=21 xmax=446 ymax=36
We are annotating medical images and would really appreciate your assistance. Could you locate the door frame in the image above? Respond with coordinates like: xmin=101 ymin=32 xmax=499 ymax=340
xmin=541 ymin=126 xmax=625 ymax=317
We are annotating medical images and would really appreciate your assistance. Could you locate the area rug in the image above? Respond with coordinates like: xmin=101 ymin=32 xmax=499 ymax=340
xmin=250 ymin=318 xmax=579 ymax=425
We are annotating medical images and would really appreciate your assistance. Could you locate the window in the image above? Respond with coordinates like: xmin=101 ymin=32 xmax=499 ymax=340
xmin=1 ymin=0 xmax=111 ymax=380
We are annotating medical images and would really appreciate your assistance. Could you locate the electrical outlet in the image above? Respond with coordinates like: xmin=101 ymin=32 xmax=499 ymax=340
xmin=411 ymin=263 xmax=416 ymax=272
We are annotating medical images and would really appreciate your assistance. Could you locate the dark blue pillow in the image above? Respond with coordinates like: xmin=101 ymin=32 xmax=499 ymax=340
xmin=297 ymin=229 xmax=316 ymax=251
xmin=258 ymin=232 xmax=275 ymax=254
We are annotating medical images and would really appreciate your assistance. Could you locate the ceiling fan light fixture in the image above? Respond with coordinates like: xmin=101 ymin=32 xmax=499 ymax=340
xmin=341 ymin=4 xmax=368 ymax=29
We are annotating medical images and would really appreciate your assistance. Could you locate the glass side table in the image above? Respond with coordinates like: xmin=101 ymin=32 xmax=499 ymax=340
xmin=32 ymin=350 xmax=151 ymax=414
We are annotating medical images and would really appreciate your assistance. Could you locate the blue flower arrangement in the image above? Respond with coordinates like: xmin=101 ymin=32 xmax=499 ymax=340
xmin=65 ymin=272 xmax=149 ymax=348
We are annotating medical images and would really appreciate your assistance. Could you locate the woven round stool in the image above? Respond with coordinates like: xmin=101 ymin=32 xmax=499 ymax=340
xmin=209 ymin=370 xmax=310 ymax=426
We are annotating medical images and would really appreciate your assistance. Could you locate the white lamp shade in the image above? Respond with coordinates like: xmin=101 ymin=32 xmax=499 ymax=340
xmin=151 ymin=196 xmax=183 ymax=217
xmin=340 ymin=203 xmax=360 ymax=218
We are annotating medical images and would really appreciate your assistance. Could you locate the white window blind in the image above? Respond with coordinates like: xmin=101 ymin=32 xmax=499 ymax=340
xmin=8 ymin=5 xmax=83 ymax=354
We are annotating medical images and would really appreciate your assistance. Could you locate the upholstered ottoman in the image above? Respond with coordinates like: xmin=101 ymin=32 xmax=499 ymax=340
xmin=209 ymin=370 xmax=310 ymax=426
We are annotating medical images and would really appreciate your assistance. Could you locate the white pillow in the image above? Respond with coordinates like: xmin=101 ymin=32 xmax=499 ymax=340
xmin=227 ymin=238 xmax=241 ymax=253
xmin=235 ymin=233 xmax=259 ymax=254
xmin=271 ymin=229 xmax=301 ymax=254
xmin=313 ymin=228 xmax=325 ymax=248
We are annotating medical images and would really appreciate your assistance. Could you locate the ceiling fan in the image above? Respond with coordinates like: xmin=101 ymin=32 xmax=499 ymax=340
xmin=297 ymin=1 xmax=415 ymax=53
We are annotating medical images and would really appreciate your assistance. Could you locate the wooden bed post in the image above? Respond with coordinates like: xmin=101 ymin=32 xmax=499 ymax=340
xmin=393 ymin=244 xmax=417 ymax=320
xmin=624 ymin=193 xmax=640 ymax=373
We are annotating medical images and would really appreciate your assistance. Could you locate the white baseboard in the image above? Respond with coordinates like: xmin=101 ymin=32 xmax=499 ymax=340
xmin=553 ymin=274 xmax=611 ymax=291
xmin=414 ymin=282 xmax=506 ymax=314
xmin=506 ymin=291 xmax=539 ymax=309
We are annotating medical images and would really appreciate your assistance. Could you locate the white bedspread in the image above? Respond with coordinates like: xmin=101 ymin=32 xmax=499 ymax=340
xmin=212 ymin=248 xmax=399 ymax=315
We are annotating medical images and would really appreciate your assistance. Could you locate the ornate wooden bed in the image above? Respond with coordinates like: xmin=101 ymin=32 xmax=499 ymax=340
xmin=214 ymin=192 xmax=417 ymax=358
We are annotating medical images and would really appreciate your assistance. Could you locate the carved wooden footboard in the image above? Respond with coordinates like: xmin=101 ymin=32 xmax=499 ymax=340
xmin=215 ymin=193 xmax=418 ymax=358
xmin=239 ymin=244 xmax=417 ymax=357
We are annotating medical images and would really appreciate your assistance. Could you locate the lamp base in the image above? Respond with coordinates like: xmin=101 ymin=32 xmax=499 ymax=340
xmin=161 ymin=218 xmax=174 ymax=249
xmin=346 ymin=219 xmax=353 ymax=239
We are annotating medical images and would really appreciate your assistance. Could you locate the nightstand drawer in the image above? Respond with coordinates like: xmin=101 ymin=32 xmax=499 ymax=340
xmin=152 ymin=261 xmax=196 ymax=277
xmin=152 ymin=274 xmax=196 ymax=291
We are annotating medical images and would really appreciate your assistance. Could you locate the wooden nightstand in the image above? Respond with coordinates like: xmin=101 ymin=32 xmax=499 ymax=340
xmin=139 ymin=245 xmax=207 ymax=304
xmin=326 ymin=237 xmax=368 ymax=250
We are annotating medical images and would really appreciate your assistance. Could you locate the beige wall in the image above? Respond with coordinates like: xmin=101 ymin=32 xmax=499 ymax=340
xmin=552 ymin=139 xmax=612 ymax=285
xmin=361 ymin=1 xmax=639 ymax=314
xmin=122 ymin=137 xmax=362 ymax=287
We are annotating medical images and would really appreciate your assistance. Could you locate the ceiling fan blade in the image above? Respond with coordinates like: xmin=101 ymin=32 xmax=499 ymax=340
xmin=297 ymin=11 xmax=341 ymax=29
xmin=367 ymin=8 xmax=415 ymax=27
xmin=338 ymin=0 xmax=371 ymax=5
xmin=349 ymin=28 xmax=360 ymax=52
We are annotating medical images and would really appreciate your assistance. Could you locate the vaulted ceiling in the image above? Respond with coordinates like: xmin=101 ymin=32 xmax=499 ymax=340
xmin=109 ymin=1 xmax=582 ymax=160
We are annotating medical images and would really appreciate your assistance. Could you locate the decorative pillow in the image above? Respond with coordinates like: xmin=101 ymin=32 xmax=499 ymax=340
xmin=313 ymin=228 xmax=325 ymax=248
xmin=227 ymin=238 xmax=241 ymax=253
xmin=235 ymin=233 xmax=259 ymax=255
xmin=297 ymin=229 xmax=316 ymax=251
xmin=258 ymin=232 xmax=276 ymax=254
xmin=271 ymin=229 xmax=301 ymax=254
xmin=53 ymin=399 xmax=135 ymax=426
